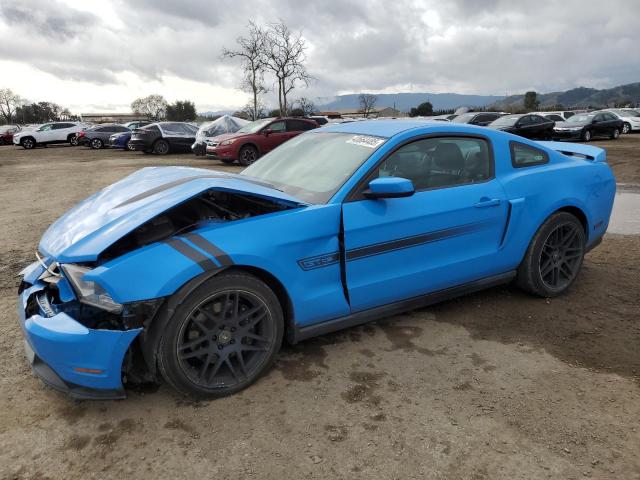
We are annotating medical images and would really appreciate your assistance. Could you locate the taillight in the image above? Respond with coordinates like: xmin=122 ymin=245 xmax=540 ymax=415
xmin=77 ymin=132 xmax=85 ymax=137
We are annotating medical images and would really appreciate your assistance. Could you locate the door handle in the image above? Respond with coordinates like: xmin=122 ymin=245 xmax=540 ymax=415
xmin=474 ymin=198 xmax=501 ymax=208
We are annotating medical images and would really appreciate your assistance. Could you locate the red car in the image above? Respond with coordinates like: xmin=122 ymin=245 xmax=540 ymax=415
xmin=206 ymin=117 xmax=318 ymax=165
xmin=0 ymin=125 xmax=20 ymax=145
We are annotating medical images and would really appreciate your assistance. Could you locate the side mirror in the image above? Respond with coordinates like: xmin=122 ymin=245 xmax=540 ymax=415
xmin=364 ymin=177 xmax=415 ymax=199
xmin=263 ymin=128 xmax=273 ymax=136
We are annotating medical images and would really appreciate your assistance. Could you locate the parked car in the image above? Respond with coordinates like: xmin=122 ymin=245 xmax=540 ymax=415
xmin=192 ymin=115 xmax=249 ymax=156
xmin=553 ymin=112 xmax=623 ymax=141
xmin=12 ymin=122 xmax=84 ymax=149
xmin=17 ymin=120 xmax=615 ymax=399
xmin=308 ymin=115 xmax=329 ymax=126
xmin=487 ymin=113 xmax=555 ymax=140
xmin=78 ymin=124 xmax=131 ymax=149
xmin=599 ymin=109 xmax=640 ymax=134
xmin=451 ymin=112 xmax=504 ymax=126
xmin=109 ymin=131 xmax=135 ymax=151
xmin=124 ymin=120 xmax=152 ymax=130
xmin=0 ymin=125 xmax=20 ymax=145
xmin=129 ymin=122 xmax=199 ymax=154
xmin=205 ymin=117 xmax=318 ymax=165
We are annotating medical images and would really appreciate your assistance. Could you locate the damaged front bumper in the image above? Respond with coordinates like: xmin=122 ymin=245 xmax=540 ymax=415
xmin=17 ymin=261 xmax=143 ymax=400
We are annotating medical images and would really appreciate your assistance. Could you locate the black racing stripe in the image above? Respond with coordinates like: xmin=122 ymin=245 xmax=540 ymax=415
xmin=346 ymin=222 xmax=490 ymax=261
xmin=164 ymin=238 xmax=218 ymax=271
xmin=184 ymin=233 xmax=233 ymax=267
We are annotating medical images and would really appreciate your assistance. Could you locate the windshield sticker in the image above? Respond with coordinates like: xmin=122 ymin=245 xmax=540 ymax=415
xmin=346 ymin=135 xmax=385 ymax=149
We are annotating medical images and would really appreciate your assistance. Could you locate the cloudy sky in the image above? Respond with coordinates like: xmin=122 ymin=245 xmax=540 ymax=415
xmin=0 ymin=0 xmax=638 ymax=113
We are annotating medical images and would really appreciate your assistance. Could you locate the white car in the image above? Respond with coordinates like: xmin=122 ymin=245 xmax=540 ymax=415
xmin=600 ymin=109 xmax=640 ymax=134
xmin=13 ymin=122 xmax=84 ymax=149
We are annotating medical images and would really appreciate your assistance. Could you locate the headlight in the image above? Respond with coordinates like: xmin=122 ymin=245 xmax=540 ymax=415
xmin=220 ymin=138 xmax=237 ymax=146
xmin=61 ymin=264 xmax=123 ymax=313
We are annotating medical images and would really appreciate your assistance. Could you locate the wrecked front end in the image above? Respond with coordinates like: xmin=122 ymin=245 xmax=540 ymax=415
xmin=17 ymin=168 xmax=304 ymax=399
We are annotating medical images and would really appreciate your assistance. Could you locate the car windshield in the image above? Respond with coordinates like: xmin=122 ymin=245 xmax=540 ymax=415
xmin=240 ymin=132 xmax=385 ymax=204
xmin=236 ymin=118 xmax=272 ymax=134
xmin=567 ymin=114 xmax=594 ymax=123
xmin=451 ymin=113 xmax=475 ymax=123
xmin=490 ymin=115 xmax=520 ymax=126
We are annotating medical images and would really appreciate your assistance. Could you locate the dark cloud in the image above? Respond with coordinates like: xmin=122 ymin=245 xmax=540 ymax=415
xmin=0 ymin=0 xmax=638 ymax=108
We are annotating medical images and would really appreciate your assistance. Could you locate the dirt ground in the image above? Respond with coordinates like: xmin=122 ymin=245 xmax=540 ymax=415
xmin=0 ymin=136 xmax=639 ymax=480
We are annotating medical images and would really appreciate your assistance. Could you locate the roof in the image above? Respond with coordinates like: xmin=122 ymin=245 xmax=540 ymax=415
xmin=317 ymin=119 xmax=451 ymax=137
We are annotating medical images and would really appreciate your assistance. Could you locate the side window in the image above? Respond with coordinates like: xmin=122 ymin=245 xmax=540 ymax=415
xmin=563 ymin=112 xmax=574 ymax=119
xmin=161 ymin=123 xmax=185 ymax=136
xmin=287 ymin=120 xmax=314 ymax=131
xmin=510 ymin=142 xmax=549 ymax=168
xmin=605 ymin=113 xmax=617 ymax=121
xmin=594 ymin=114 xmax=605 ymax=122
xmin=369 ymin=137 xmax=492 ymax=191
xmin=268 ymin=121 xmax=286 ymax=132
xmin=39 ymin=124 xmax=53 ymax=131
xmin=51 ymin=123 xmax=66 ymax=130
xmin=518 ymin=115 xmax=532 ymax=126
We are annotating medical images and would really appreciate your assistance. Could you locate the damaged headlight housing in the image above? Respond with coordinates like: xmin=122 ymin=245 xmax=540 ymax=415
xmin=60 ymin=264 xmax=123 ymax=313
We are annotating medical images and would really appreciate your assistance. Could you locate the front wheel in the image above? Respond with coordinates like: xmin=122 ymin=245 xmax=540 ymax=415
xmin=69 ymin=135 xmax=79 ymax=146
xmin=610 ymin=128 xmax=620 ymax=140
xmin=126 ymin=140 xmax=136 ymax=151
xmin=153 ymin=139 xmax=170 ymax=155
xmin=516 ymin=212 xmax=586 ymax=297
xmin=238 ymin=145 xmax=259 ymax=166
xmin=90 ymin=138 xmax=103 ymax=149
xmin=157 ymin=272 xmax=284 ymax=398
xmin=622 ymin=123 xmax=631 ymax=134
xmin=21 ymin=138 xmax=35 ymax=149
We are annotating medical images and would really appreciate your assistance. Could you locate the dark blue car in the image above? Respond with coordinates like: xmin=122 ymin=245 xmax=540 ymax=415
xmin=17 ymin=120 xmax=615 ymax=399
xmin=109 ymin=131 xmax=134 ymax=150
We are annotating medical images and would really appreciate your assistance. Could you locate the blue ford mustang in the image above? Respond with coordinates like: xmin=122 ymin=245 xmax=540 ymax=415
xmin=17 ymin=120 xmax=616 ymax=399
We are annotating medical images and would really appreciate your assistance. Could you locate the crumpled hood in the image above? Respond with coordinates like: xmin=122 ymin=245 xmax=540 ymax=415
xmin=40 ymin=166 xmax=304 ymax=263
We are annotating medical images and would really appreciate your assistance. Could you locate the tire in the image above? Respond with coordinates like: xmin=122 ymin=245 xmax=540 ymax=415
xmin=622 ymin=123 xmax=631 ymax=134
xmin=581 ymin=129 xmax=591 ymax=142
xmin=21 ymin=137 xmax=35 ymax=149
xmin=153 ymin=139 xmax=170 ymax=155
xmin=0 ymin=138 xmax=4 ymax=146
xmin=238 ymin=145 xmax=259 ymax=166
xmin=516 ymin=212 xmax=586 ymax=297
xmin=126 ymin=140 xmax=136 ymax=151
xmin=610 ymin=128 xmax=620 ymax=140
xmin=157 ymin=272 xmax=284 ymax=398
xmin=69 ymin=135 xmax=79 ymax=146
xmin=90 ymin=138 xmax=103 ymax=149
xmin=220 ymin=158 xmax=236 ymax=164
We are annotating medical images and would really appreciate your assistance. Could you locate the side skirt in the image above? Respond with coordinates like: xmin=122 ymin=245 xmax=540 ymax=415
xmin=290 ymin=271 xmax=516 ymax=344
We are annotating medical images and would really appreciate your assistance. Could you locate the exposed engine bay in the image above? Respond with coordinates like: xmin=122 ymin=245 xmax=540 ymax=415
xmin=101 ymin=189 xmax=297 ymax=261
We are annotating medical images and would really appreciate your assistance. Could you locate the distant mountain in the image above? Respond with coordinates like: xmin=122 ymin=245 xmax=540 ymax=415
xmin=316 ymin=92 xmax=505 ymax=112
xmin=491 ymin=82 xmax=640 ymax=110
xmin=199 ymin=110 xmax=235 ymax=117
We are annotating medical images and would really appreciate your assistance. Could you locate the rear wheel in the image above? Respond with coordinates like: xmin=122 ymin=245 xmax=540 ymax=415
xmin=516 ymin=212 xmax=585 ymax=297
xmin=153 ymin=139 xmax=170 ymax=155
xmin=157 ymin=272 xmax=283 ymax=398
xmin=21 ymin=137 xmax=35 ymax=149
xmin=238 ymin=145 xmax=259 ymax=166
xmin=581 ymin=129 xmax=591 ymax=142
xmin=610 ymin=128 xmax=620 ymax=140
xmin=90 ymin=138 xmax=103 ymax=149
xmin=68 ymin=134 xmax=79 ymax=146
xmin=126 ymin=140 xmax=136 ymax=151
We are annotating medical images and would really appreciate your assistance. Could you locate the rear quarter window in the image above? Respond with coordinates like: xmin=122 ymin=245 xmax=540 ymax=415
xmin=510 ymin=141 xmax=549 ymax=168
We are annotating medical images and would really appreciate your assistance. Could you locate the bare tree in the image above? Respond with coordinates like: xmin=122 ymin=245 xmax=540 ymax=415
xmin=222 ymin=22 xmax=267 ymax=121
xmin=262 ymin=21 xmax=311 ymax=115
xmin=358 ymin=94 xmax=378 ymax=118
xmin=0 ymin=88 xmax=23 ymax=123
xmin=295 ymin=97 xmax=316 ymax=116
xmin=131 ymin=94 xmax=167 ymax=120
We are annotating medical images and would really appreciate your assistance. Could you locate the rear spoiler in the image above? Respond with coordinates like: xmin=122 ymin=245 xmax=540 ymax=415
xmin=536 ymin=141 xmax=606 ymax=163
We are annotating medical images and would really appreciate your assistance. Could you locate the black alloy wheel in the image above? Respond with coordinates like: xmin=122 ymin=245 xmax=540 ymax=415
xmin=538 ymin=223 xmax=584 ymax=291
xmin=153 ymin=139 xmax=170 ymax=155
xmin=516 ymin=212 xmax=585 ymax=297
xmin=239 ymin=145 xmax=259 ymax=166
xmin=158 ymin=272 xmax=283 ymax=398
